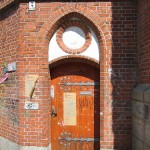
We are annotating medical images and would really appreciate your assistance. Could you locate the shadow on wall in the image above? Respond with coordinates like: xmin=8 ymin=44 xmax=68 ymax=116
xmin=0 ymin=3 xmax=19 ymax=21
xmin=111 ymin=1 xmax=138 ymax=150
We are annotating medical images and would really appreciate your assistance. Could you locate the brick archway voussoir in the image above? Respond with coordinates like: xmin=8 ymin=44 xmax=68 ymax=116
xmin=37 ymin=5 xmax=111 ymax=49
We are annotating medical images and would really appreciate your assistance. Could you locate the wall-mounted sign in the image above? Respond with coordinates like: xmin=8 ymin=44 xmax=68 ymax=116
xmin=7 ymin=62 xmax=16 ymax=72
xmin=24 ymin=102 xmax=39 ymax=110
xmin=63 ymin=93 xmax=76 ymax=126
xmin=29 ymin=1 xmax=36 ymax=10
xmin=25 ymin=75 xmax=38 ymax=98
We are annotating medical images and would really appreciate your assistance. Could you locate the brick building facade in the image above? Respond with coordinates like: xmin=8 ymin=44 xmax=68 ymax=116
xmin=0 ymin=0 xmax=149 ymax=150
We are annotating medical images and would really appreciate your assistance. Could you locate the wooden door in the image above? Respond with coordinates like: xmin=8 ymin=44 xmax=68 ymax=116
xmin=50 ymin=62 xmax=100 ymax=150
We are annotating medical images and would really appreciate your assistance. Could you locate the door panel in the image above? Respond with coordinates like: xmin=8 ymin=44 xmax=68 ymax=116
xmin=50 ymin=62 xmax=100 ymax=150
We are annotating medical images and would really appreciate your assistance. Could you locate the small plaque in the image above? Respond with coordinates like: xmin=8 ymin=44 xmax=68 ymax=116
xmin=29 ymin=1 xmax=36 ymax=10
xmin=80 ymin=91 xmax=92 ymax=95
xmin=7 ymin=62 xmax=16 ymax=72
xmin=64 ymin=93 xmax=76 ymax=125
xmin=25 ymin=75 xmax=38 ymax=98
xmin=24 ymin=102 xmax=39 ymax=110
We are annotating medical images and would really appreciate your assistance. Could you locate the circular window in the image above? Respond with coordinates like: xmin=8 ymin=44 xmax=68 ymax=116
xmin=56 ymin=21 xmax=91 ymax=54
xmin=63 ymin=26 xmax=86 ymax=49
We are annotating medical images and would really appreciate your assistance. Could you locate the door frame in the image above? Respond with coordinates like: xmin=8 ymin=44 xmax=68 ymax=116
xmin=49 ymin=58 xmax=100 ymax=150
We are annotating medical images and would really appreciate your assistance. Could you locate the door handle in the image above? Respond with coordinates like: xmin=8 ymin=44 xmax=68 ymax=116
xmin=51 ymin=106 xmax=57 ymax=117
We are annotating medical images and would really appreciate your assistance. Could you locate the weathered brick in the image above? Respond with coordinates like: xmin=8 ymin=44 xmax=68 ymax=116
xmin=0 ymin=0 xmax=148 ymax=149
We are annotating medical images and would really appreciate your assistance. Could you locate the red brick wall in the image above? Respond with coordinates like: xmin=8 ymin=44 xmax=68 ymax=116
xmin=0 ymin=5 xmax=19 ymax=144
xmin=17 ymin=1 xmax=137 ymax=149
xmin=0 ymin=0 xmax=138 ymax=149
xmin=110 ymin=1 xmax=137 ymax=149
xmin=137 ymin=0 xmax=150 ymax=83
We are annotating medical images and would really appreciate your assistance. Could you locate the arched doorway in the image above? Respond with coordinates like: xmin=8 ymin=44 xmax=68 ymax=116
xmin=48 ymin=12 xmax=101 ymax=150
xmin=50 ymin=61 xmax=100 ymax=150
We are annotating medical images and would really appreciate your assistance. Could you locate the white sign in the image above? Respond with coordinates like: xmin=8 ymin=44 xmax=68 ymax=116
xmin=64 ymin=93 xmax=76 ymax=125
xmin=50 ymin=85 xmax=55 ymax=98
xmin=29 ymin=1 xmax=36 ymax=10
xmin=24 ymin=102 xmax=39 ymax=110
xmin=7 ymin=62 xmax=16 ymax=72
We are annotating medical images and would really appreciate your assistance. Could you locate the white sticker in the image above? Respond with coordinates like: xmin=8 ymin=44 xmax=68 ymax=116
xmin=50 ymin=86 xmax=55 ymax=98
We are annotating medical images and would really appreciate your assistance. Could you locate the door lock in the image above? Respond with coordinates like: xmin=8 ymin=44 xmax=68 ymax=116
xmin=51 ymin=106 xmax=57 ymax=117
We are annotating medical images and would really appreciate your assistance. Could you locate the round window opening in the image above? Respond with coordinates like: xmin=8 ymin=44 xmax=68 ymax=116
xmin=62 ymin=26 xmax=86 ymax=49
xmin=56 ymin=21 xmax=92 ymax=54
